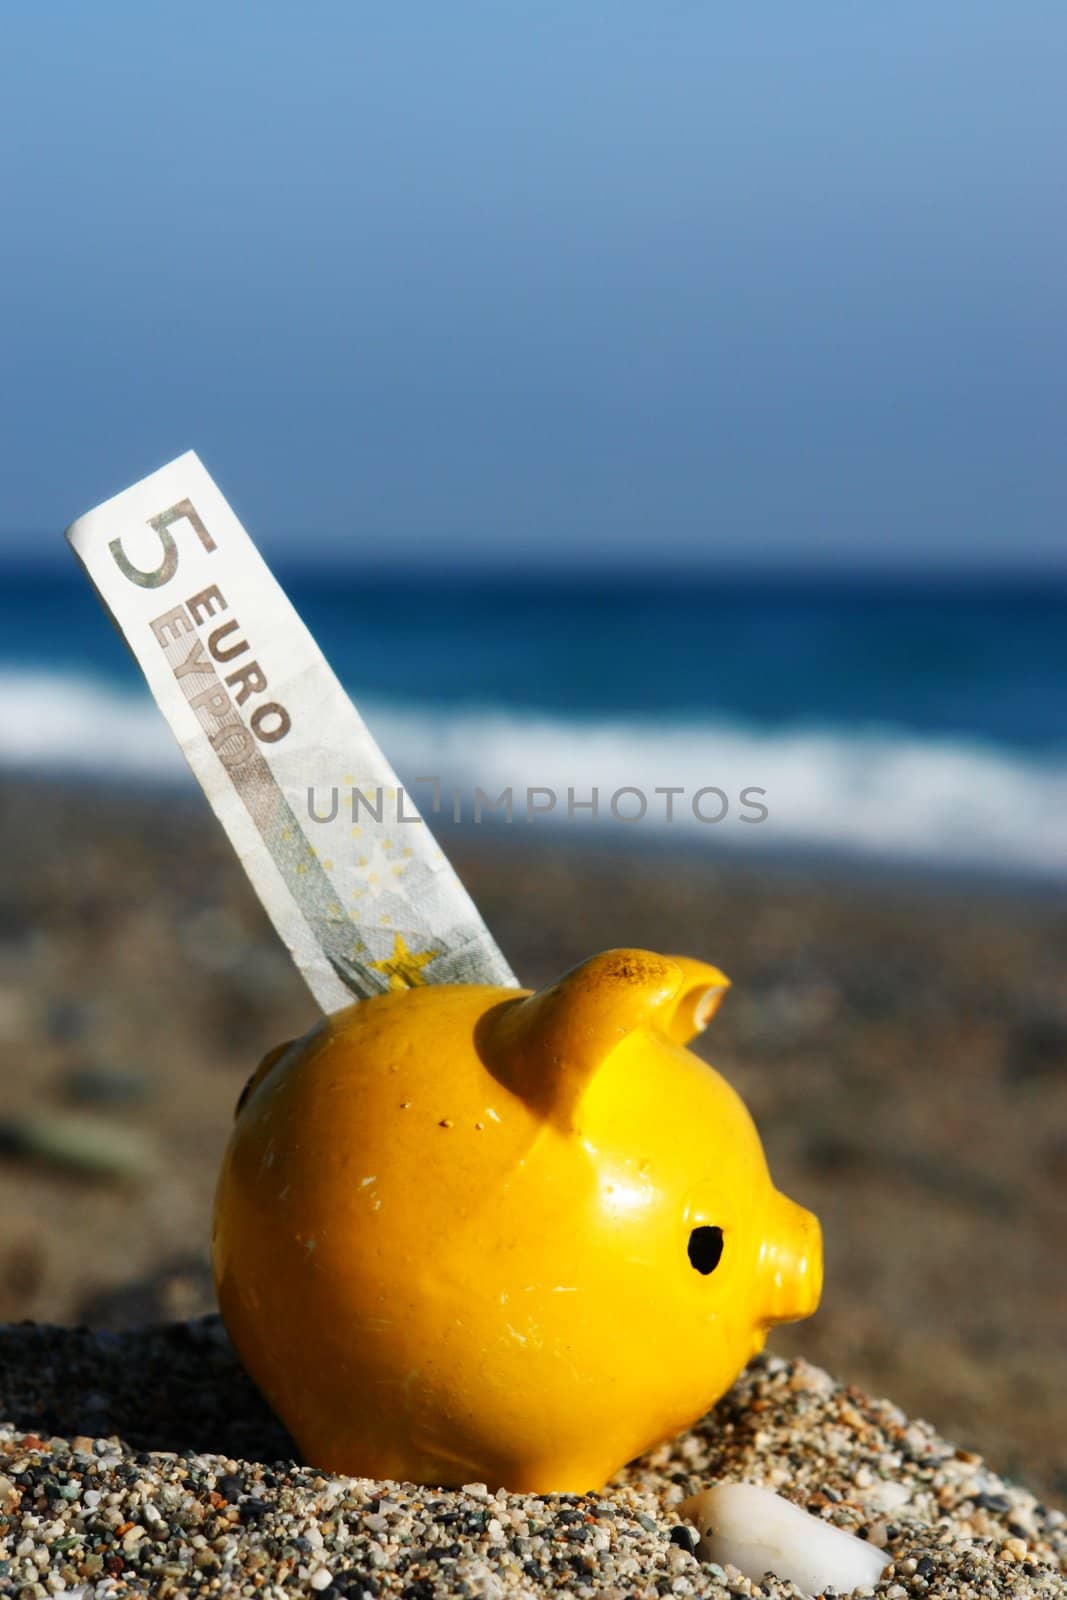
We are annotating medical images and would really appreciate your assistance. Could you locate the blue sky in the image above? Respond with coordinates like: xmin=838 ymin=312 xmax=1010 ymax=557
xmin=1 ymin=2 xmax=1064 ymax=571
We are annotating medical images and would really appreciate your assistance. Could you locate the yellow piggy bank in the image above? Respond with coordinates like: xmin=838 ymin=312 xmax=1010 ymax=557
xmin=213 ymin=950 xmax=821 ymax=1492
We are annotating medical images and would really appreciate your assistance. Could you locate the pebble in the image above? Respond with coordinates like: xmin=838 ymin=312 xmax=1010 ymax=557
xmin=0 ymin=1320 xmax=1064 ymax=1598
xmin=0 ymin=1112 xmax=151 ymax=1181
xmin=681 ymin=1481 xmax=887 ymax=1596
xmin=60 ymin=1065 xmax=149 ymax=1108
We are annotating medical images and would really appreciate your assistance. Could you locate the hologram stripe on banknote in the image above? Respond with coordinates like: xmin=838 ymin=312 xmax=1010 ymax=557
xmin=65 ymin=450 xmax=518 ymax=1010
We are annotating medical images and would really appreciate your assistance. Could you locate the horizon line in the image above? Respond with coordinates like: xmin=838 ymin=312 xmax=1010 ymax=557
xmin=2 ymin=549 xmax=1066 ymax=589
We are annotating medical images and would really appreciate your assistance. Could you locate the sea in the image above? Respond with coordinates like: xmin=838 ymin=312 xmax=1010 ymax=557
xmin=1 ymin=566 xmax=1065 ymax=881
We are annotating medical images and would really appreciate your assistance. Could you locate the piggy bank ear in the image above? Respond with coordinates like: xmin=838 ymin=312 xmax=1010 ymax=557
xmin=481 ymin=948 xmax=729 ymax=1130
xmin=663 ymin=954 xmax=731 ymax=1043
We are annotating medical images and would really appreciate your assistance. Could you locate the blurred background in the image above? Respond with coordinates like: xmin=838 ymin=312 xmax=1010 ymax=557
xmin=0 ymin=2 xmax=1065 ymax=1500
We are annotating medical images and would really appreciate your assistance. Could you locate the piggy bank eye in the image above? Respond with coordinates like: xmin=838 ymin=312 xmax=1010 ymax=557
xmin=688 ymin=1225 xmax=724 ymax=1275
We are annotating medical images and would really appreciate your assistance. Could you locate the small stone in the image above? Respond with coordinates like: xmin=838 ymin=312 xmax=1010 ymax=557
xmin=61 ymin=1066 xmax=148 ymax=1108
xmin=0 ymin=1112 xmax=151 ymax=1180
xmin=682 ymin=1483 xmax=887 ymax=1595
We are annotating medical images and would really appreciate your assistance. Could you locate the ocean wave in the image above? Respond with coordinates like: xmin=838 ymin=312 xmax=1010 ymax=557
xmin=1 ymin=670 xmax=1064 ymax=877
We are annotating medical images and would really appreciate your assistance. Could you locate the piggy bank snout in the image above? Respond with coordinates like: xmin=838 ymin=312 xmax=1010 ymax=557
xmin=756 ymin=1190 xmax=823 ymax=1326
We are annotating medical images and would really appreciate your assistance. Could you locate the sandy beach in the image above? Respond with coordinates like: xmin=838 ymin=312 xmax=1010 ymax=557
xmin=2 ymin=1322 xmax=1066 ymax=1597
xmin=0 ymin=775 xmax=1064 ymax=1510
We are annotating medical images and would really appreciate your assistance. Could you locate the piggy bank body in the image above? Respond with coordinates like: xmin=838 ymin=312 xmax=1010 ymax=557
xmin=213 ymin=950 xmax=821 ymax=1492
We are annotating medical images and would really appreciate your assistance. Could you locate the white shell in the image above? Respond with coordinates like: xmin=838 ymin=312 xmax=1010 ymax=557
xmin=681 ymin=1482 xmax=888 ymax=1598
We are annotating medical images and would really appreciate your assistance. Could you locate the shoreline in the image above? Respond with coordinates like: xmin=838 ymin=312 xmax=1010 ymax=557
xmin=4 ymin=767 xmax=1064 ymax=901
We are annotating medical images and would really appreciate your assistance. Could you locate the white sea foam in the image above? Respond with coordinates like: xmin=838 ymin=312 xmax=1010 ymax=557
xmin=2 ymin=669 xmax=1064 ymax=877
